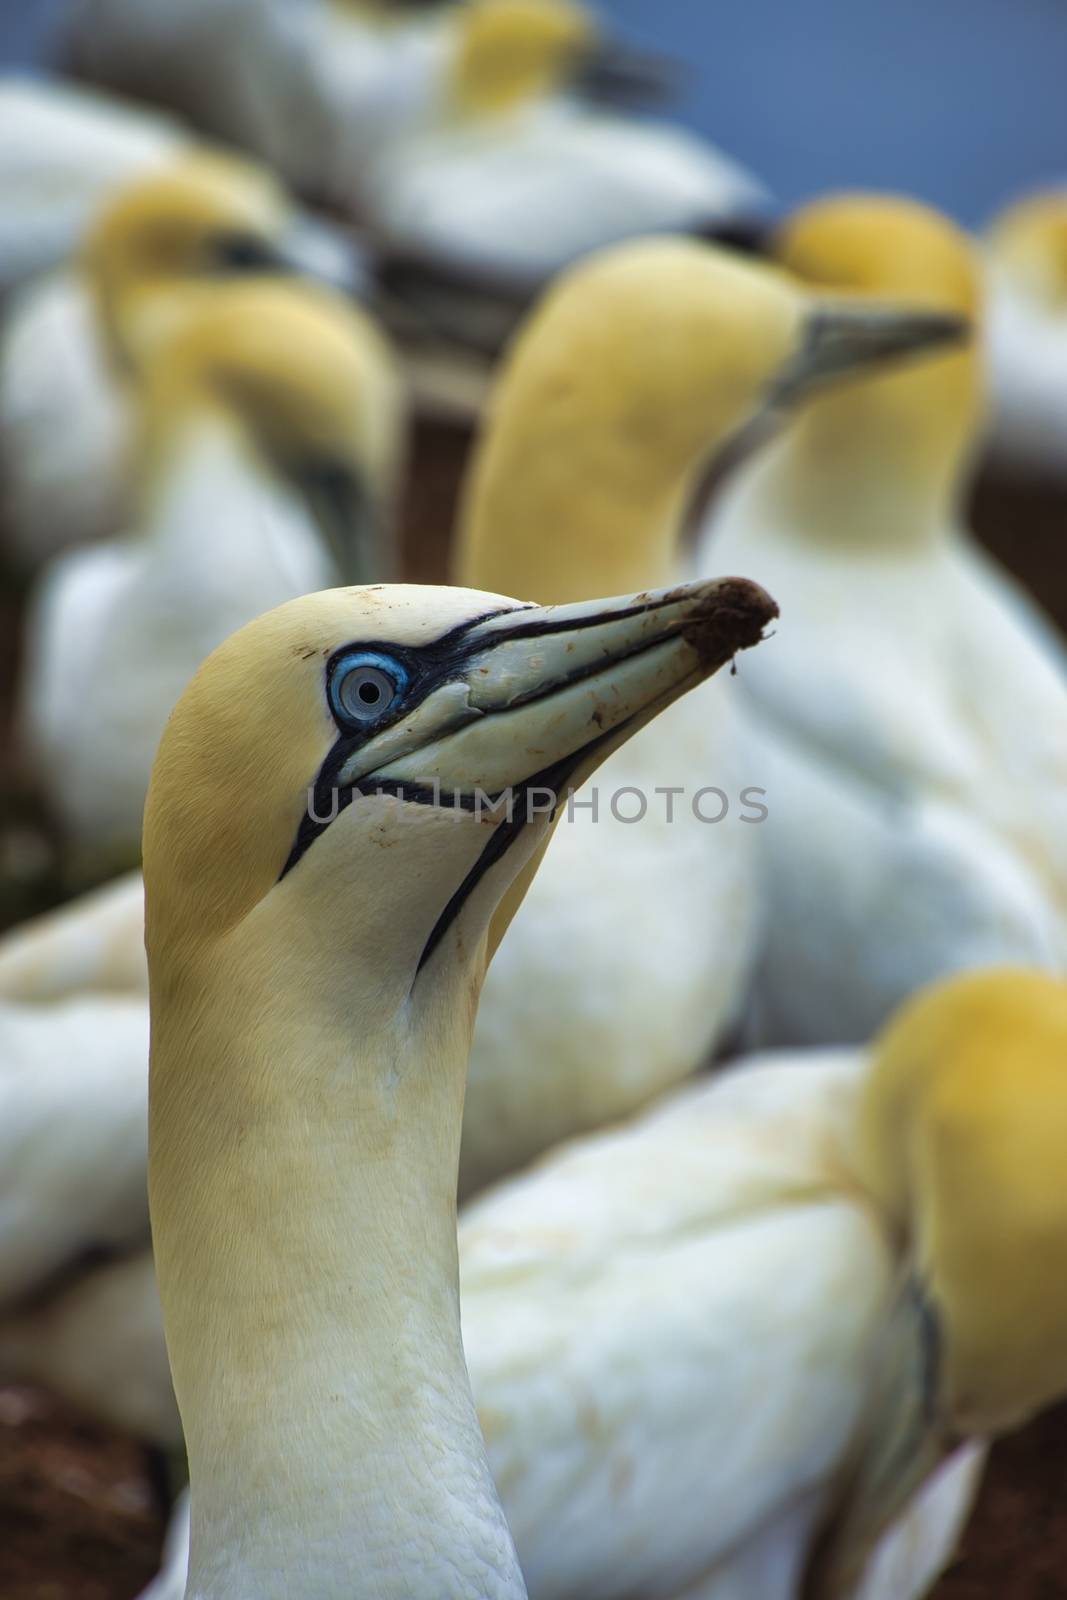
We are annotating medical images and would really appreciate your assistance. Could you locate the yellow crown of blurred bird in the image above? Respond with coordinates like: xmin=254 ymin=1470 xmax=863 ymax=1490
xmin=703 ymin=191 xmax=1067 ymax=1049
xmin=81 ymin=150 xmax=292 ymax=362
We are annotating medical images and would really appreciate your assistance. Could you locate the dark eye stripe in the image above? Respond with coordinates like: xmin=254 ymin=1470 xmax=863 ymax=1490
xmin=281 ymin=607 xmax=528 ymax=880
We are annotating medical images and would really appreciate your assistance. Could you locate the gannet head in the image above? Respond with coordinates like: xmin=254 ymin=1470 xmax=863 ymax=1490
xmin=772 ymin=193 xmax=983 ymax=501
xmin=987 ymin=190 xmax=1067 ymax=310
xmin=449 ymin=0 xmax=597 ymax=115
xmin=134 ymin=280 xmax=404 ymax=582
xmin=143 ymin=577 xmax=774 ymax=1003
xmin=81 ymin=152 xmax=344 ymax=365
xmin=458 ymin=235 xmax=968 ymax=599
xmin=444 ymin=0 xmax=673 ymax=116
xmin=859 ymin=967 xmax=1067 ymax=1435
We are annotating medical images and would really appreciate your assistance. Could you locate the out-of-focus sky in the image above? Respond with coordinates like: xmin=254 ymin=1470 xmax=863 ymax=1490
xmin=604 ymin=0 xmax=1066 ymax=223
xmin=4 ymin=0 xmax=1065 ymax=223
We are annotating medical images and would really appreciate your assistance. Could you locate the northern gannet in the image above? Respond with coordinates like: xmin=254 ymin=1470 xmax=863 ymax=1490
xmin=64 ymin=0 xmax=765 ymax=283
xmin=20 ymin=280 xmax=403 ymax=877
xmin=144 ymin=574 xmax=773 ymax=1598
xmin=702 ymin=194 xmax=1067 ymax=1046
xmin=805 ymin=968 xmax=1067 ymax=1596
xmin=984 ymin=190 xmax=1067 ymax=483
xmin=1 ymin=150 xmax=358 ymax=568
xmin=453 ymin=235 xmax=969 ymax=1193
xmin=121 ymin=969 xmax=1067 ymax=1600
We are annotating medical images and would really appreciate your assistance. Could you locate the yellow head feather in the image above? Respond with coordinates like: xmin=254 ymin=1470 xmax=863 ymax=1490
xmin=133 ymin=280 xmax=403 ymax=518
xmin=773 ymin=193 xmax=985 ymax=516
xmin=987 ymin=190 xmax=1067 ymax=310
xmin=81 ymin=152 xmax=290 ymax=366
xmin=450 ymin=0 xmax=596 ymax=116
xmin=859 ymin=968 xmax=1067 ymax=1435
xmin=456 ymin=236 xmax=804 ymax=601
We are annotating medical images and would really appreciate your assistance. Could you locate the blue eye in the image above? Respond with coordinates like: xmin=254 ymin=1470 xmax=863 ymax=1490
xmin=329 ymin=651 xmax=408 ymax=727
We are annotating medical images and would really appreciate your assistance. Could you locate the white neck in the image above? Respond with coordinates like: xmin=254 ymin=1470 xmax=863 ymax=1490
xmin=150 ymin=897 xmax=526 ymax=1600
xmin=720 ymin=420 xmax=962 ymax=556
xmin=138 ymin=416 xmax=336 ymax=605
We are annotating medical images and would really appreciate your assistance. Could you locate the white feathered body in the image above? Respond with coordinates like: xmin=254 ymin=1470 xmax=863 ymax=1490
xmin=462 ymin=1049 xmax=980 ymax=1600
xmin=0 ymin=1249 xmax=179 ymax=1448
xmin=361 ymin=99 xmax=765 ymax=281
xmin=21 ymin=420 xmax=338 ymax=864
xmin=0 ymin=78 xmax=182 ymax=294
xmin=0 ymin=270 xmax=131 ymax=567
xmin=985 ymin=260 xmax=1067 ymax=482
xmin=0 ymin=870 xmax=147 ymax=1001
xmin=461 ymin=677 xmax=760 ymax=1195
xmin=704 ymin=450 xmax=1067 ymax=1045
xmin=0 ymin=995 xmax=149 ymax=1305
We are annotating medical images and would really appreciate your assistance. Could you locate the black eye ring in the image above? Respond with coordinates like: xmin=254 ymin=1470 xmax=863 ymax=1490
xmin=328 ymin=650 xmax=409 ymax=729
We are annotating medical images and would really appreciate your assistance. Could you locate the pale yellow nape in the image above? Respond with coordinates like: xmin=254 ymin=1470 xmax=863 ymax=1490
xmin=450 ymin=0 xmax=597 ymax=116
xmin=773 ymin=193 xmax=985 ymax=530
xmin=80 ymin=152 xmax=289 ymax=366
xmin=142 ymin=594 xmax=344 ymax=969
xmin=988 ymin=191 xmax=1067 ymax=310
xmin=456 ymin=236 xmax=803 ymax=602
xmin=857 ymin=968 xmax=1067 ymax=1436
xmin=131 ymin=278 xmax=403 ymax=518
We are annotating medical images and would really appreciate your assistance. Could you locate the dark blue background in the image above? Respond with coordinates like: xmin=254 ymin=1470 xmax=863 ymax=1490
xmin=4 ymin=0 xmax=1065 ymax=223
xmin=606 ymin=0 xmax=1067 ymax=223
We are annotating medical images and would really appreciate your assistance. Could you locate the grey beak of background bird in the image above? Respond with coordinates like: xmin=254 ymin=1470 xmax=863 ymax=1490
xmin=772 ymin=304 xmax=971 ymax=406
xmin=279 ymin=213 xmax=372 ymax=298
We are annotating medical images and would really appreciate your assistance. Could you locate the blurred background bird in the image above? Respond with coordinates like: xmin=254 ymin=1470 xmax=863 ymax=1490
xmin=0 ymin=150 xmax=365 ymax=571
xmin=454 ymin=235 xmax=959 ymax=1195
xmin=704 ymin=194 xmax=1067 ymax=1046
xmin=20 ymin=280 xmax=403 ymax=879
xmin=0 ymin=2 xmax=1065 ymax=1598
xmin=984 ymin=191 xmax=1067 ymax=485
xmin=60 ymin=0 xmax=766 ymax=284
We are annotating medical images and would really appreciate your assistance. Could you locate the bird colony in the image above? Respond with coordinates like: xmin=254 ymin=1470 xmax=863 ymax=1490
xmin=0 ymin=5 xmax=1065 ymax=1600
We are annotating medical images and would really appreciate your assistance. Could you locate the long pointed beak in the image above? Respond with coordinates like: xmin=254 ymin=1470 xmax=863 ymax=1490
xmin=352 ymin=576 xmax=776 ymax=977
xmin=772 ymin=302 xmax=971 ymax=406
xmin=341 ymin=576 xmax=777 ymax=800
